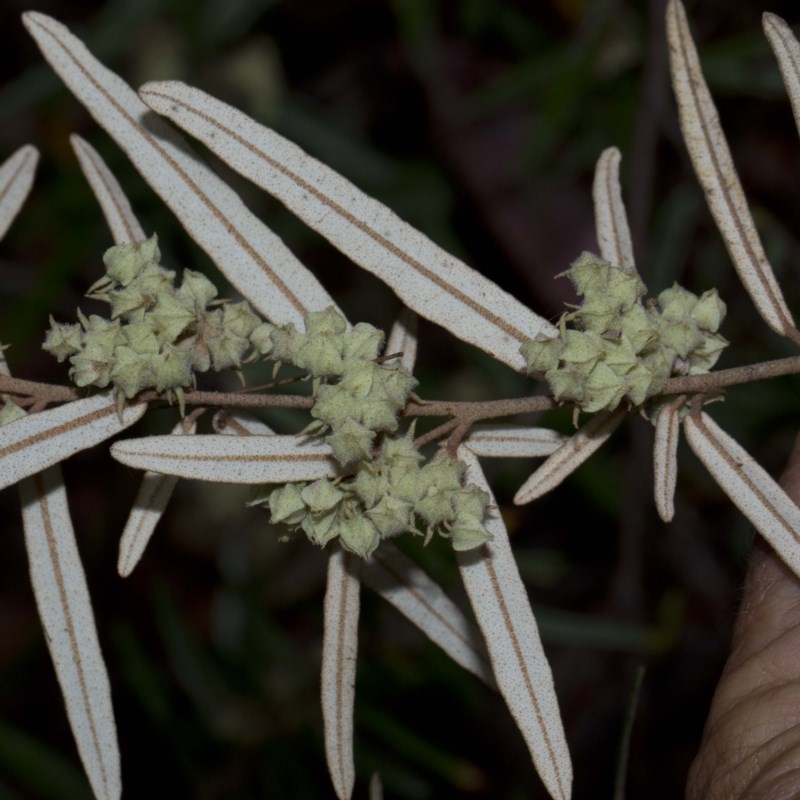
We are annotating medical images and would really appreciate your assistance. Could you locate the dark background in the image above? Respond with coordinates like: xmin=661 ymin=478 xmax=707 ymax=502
xmin=1 ymin=0 xmax=800 ymax=797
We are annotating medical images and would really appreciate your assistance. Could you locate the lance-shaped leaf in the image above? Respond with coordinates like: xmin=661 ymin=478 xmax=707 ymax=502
xmin=369 ymin=773 xmax=383 ymax=800
xmin=467 ymin=425 xmax=566 ymax=459
xmin=138 ymin=81 xmax=558 ymax=372
xmin=110 ymin=433 xmax=337 ymax=483
xmin=19 ymin=467 xmax=121 ymax=800
xmin=514 ymin=409 xmax=625 ymax=505
xmin=592 ymin=147 xmax=635 ymax=271
xmin=362 ymin=542 xmax=495 ymax=686
xmin=456 ymin=446 xmax=571 ymax=800
xmin=0 ymin=144 xmax=38 ymax=241
xmin=322 ymin=546 xmax=360 ymax=800
xmin=0 ymin=392 xmax=146 ymax=492
xmin=667 ymin=0 xmax=799 ymax=342
xmin=71 ymin=134 xmax=146 ymax=244
xmin=23 ymin=13 xmax=337 ymax=328
xmin=213 ymin=409 xmax=276 ymax=437
xmin=764 ymin=14 xmax=800 ymax=141
xmin=117 ymin=419 xmax=196 ymax=577
xmin=653 ymin=401 xmax=681 ymax=523
xmin=385 ymin=309 xmax=418 ymax=374
xmin=684 ymin=411 xmax=800 ymax=580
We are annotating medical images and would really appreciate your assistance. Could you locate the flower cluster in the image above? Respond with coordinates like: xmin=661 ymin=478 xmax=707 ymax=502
xmin=252 ymin=308 xmax=491 ymax=557
xmin=521 ymin=252 xmax=727 ymax=412
xmin=43 ymin=236 xmax=269 ymax=409
xmin=261 ymin=428 xmax=491 ymax=558
xmin=266 ymin=306 xmax=418 ymax=465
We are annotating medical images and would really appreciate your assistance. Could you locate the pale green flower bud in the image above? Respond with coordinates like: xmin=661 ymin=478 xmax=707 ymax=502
xmin=452 ymin=485 xmax=490 ymax=520
xmin=366 ymin=494 xmax=413 ymax=537
xmin=416 ymin=487 xmax=456 ymax=526
xmin=152 ymin=345 xmax=193 ymax=392
xmin=270 ymin=324 xmax=302 ymax=363
xmin=352 ymin=465 xmax=390 ymax=507
xmin=294 ymin=335 xmax=344 ymax=376
xmin=108 ymin=346 xmax=153 ymax=397
xmin=312 ymin=383 xmax=355 ymax=429
xmin=450 ymin=514 xmax=492 ymax=551
xmin=305 ymin=307 xmax=347 ymax=337
xmin=327 ymin=418 xmax=375 ymax=465
xmin=269 ymin=483 xmax=308 ymax=525
xmin=222 ymin=301 xmax=261 ymax=339
xmin=249 ymin=322 xmax=275 ymax=356
xmin=339 ymin=516 xmax=380 ymax=558
xmin=659 ymin=319 xmax=703 ymax=359
xmin=520 ymin=336 xmax=560 ymax=373
xmin=565 ymin=252 xmax=612 ymax=296
xmin=338 ymin=363 xmax=375 ymax=399
xmin=420 ymin=458 xmax=464 ymax=492
xmin=301 ymin=479 xmax=344 ymax=514
xmin=560 ymin=329 xmax=604 ymax=366
xmin=150 ymin=293 xmax=195 ymax=343
xmin=342 ymin=322 xmax=383 ymax=363
xmin=582 ymin=362 xmax=627 ymax=412
xmin=102 ymin=235 xmax=160 ymax=286
xmin=108 ymin=283 xmax=147 ymax=319
xmin=123 ymin=322 xmax=159 ymax=355
xmin=545 ymin=365 xmax=586 ymax=404
xmin=371 ymin=365 xmax=418 ymax=407
xmin=43 ymin=319 xmax=83 ymax=362
xmin=357 ymin=397 xmax=399 ymax=432
xmin=176 ymin=269 xmax=218 ymax=310
xmin=688 ymin=332 xmax=728 ymax=374
xmin=658 ymin=284 xmax=698 ymax=322
xmin=603 ymin=335 xmax=639 ymax=376
xmin=572 ymin=297 xmax=618 ymax=333
xmin=387 ymin=462 xmax=425 ymax=504
xmin=180 ymin=332 xmax=211 ymax=373
xmin=625 ymin=362 xmax=658 ymax=406
xmin=69 ymin=336 xmax=116 ymax=388
xmin=691 ymin=290 xmax=726 ymax=332
xmin=208 ymin=331 xmax=250 ymax=371
xmin=302 ymin=507 xmax=341 ymax=546
xmin=607 ymin=268 xmax=646 ymax=308
xmin=380 ymin=428 xmax=424 ymax=466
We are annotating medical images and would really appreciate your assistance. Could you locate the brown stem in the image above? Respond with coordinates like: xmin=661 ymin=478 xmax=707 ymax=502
xmin=662 ymin=355 xmax=800 ymax=395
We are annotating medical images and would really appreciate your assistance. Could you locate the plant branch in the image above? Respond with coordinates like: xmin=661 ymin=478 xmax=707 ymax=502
xmin=662 ymin=355 xmax=800 ymax=395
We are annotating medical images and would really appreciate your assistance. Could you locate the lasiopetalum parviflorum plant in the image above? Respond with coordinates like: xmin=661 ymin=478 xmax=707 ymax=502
xmin=1 ymin=3 xmax=800 ymax=798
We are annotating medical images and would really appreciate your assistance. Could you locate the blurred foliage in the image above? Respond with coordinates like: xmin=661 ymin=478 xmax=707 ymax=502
xmin=1 ymin=0 xmax=800 ymax=798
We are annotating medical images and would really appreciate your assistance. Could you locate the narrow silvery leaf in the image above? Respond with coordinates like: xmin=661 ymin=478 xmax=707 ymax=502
xmin=20 ymin=467 xmax=121 ymax=800
xmin=514 ymin=409 xmax=625 ymax=505
xmin=667 ymin=0 xmax=799 ymax=341
xmin=71 ymin=134 xmax=146 ymax=245
xmin=653 ymin=401 xmax=681 ymax=523
xmin=110 ymin=433 xmax=337 ymax=483
xmin=684 ymin=411 xmax=800 ymax=580
xmin=322 ymin=546 xmax=360 ymax=800
xmin=592 ymin=147 xmax=635 ymax=271
xmin=764 ymin=15 xmax=800 ymax=141
xmin=385 ymin=309 xmax=418 ymax=374
xmin=117 ymin=419 xmax=196 ymax=577
xmin=138 ymin=81 xmax=558 ymax=371
xmin=456 ymin=447 xmax=571 ymax=800
xmin=467 ymin=425 xmax=566 ymax=459
xmin=0 ymin=392 xmax=146 ymax=491
xmin=369 ymin=773 xmax=383 ymax=800
xmin=362 ymin=542 xmax=495 ymax=686
xmin=0 ymin=144 xmax=38 ymax=241
xmin=24 ymin=13 xmax=338 ymax=328
xmin=213 ymin=409 xmax=275 ymax=436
